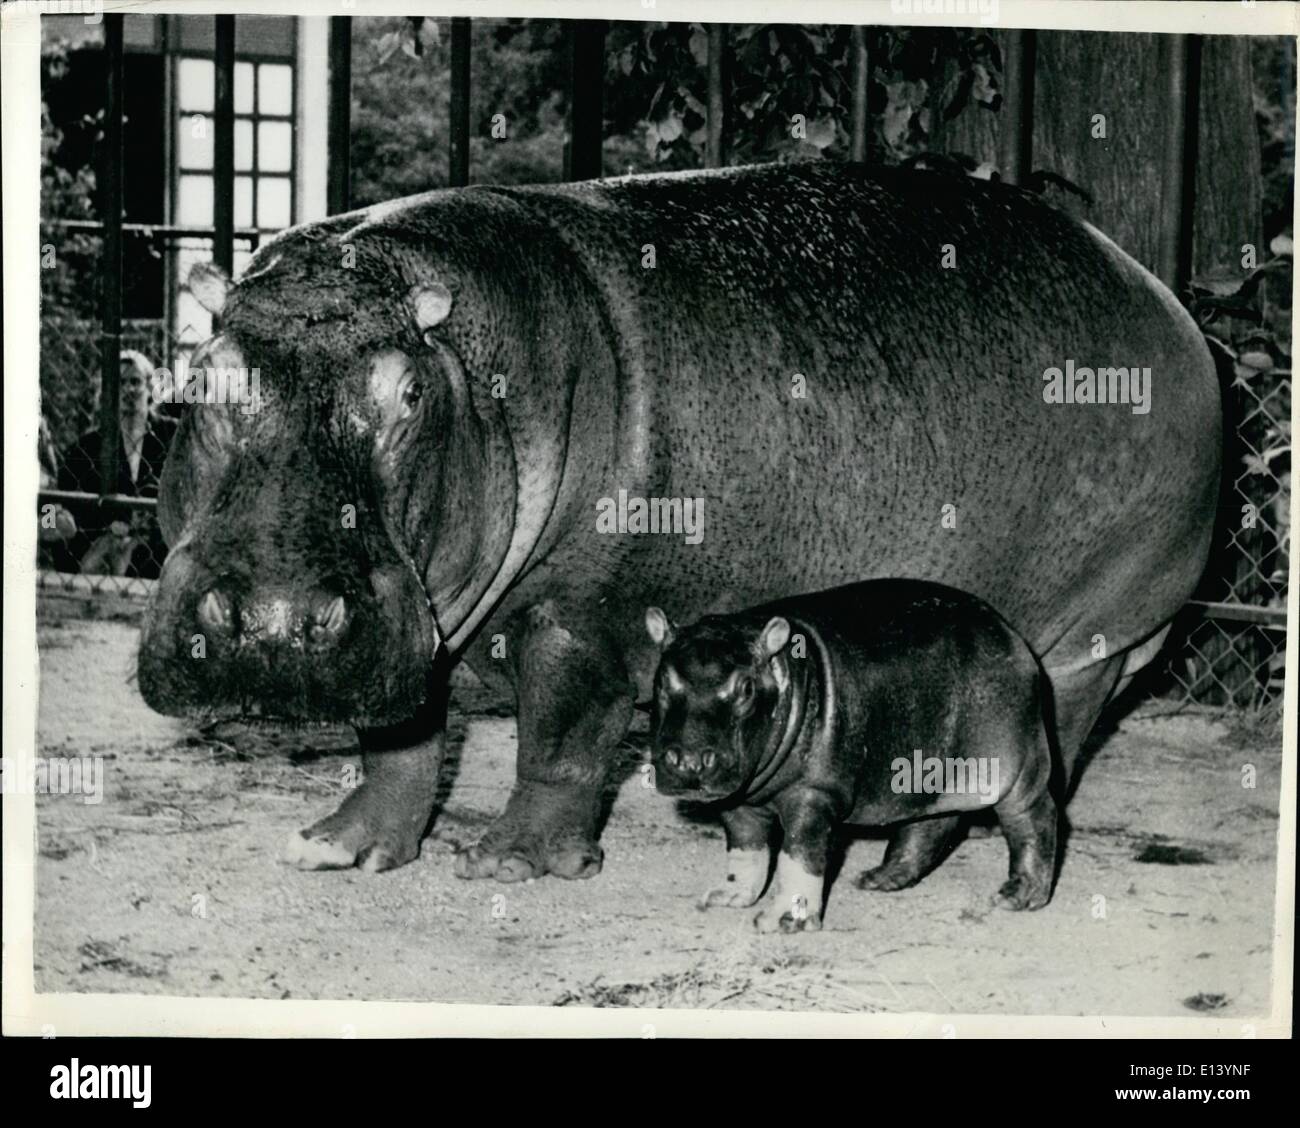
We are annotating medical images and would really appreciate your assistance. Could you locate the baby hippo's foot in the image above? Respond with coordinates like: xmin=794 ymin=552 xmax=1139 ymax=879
xmin=854 ymin=860 xmax=922 ymax=892
xmin=753 ymin=895 xmax=822 ymax=934
xmin=993 ymin=874 xmax=1052 ymax=911
xmin=856 ymin=816 xmax=960 ymax=893
xmin=698 ymin=848 xmax=769 ymax=910
xmin=752 ymin=850 xmax=827 ymax=933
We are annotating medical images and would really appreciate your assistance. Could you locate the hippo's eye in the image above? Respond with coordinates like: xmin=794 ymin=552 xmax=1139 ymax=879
xmin=400 ymin=379 xmax=423 ymax=416
xmin=734 ymin=676 xmax=755 ymax=711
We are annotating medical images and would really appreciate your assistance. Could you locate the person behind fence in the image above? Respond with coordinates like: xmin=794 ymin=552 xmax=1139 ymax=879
xmin=53 ymin=349 xmax=170 ymax=579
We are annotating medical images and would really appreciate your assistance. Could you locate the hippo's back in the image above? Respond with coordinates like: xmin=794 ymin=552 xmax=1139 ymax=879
xmin=495 ymin=162 xmax=1220 ymax=683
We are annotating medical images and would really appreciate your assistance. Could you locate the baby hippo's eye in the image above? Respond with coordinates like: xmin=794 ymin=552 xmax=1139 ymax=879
xmin=734 ymin=676 xmax=756 ymax=711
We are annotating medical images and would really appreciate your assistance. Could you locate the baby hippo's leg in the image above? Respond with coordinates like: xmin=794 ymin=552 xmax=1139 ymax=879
xmin=855 ymin=815 xmax=961 ymax=892
xmin=754 ymin=791 xmax=837 ymax=934
xmin=992 ymin=726 xmax=1058 ymax=911
xmin=699 ymin=805 xmax=774 ymax=909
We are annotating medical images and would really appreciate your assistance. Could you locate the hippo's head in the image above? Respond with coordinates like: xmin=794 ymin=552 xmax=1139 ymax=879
xmin=138 ymin=191 xmax=604 ymax=727
xmin=644 ymin=607 xmax=792 ymax=799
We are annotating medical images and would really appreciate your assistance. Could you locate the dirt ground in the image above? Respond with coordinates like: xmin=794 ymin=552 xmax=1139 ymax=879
xmin=30 ymin=593 xmax=1284 ymax=1016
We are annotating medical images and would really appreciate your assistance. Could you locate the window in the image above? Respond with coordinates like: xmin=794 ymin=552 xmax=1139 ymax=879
xmin=173 ymin=53 xmax=295 ymax=344
xmin=174 ymin=57 xmax=295 ymax=235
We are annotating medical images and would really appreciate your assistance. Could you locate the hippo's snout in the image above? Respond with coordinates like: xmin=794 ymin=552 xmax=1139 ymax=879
xmin=139 ymin=546 xmax=438 ymax=728
xmin=653 ymin=744 xmax=736 ymax=797
xmin=195 ymin=585 xmax=351 ymax=651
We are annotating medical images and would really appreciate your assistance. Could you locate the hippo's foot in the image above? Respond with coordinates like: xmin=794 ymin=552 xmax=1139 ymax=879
xmin=698 ymin=884 xmax=763 ymax=910
xmin=854 ymin=861 xmax=922 ymax=892
xmin=698 ymin=847 xmax=770 ymax=910
xmin=284 ymin=742 xmax=443 ymax=873
xmin=993 ymin=875 xmax=1052 ymax=911
xmin=454 ymin=780 xmax=603 ymax=882
xmin=285 ymin=789 xmax=423 ymax=873
xmin=752 ymin=901 xmax=823 ymax=934
xmin=855 ymin=815 xmax=962 ymax=893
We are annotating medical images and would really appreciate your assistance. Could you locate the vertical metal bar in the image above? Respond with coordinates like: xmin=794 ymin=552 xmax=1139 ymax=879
xmin=327 ymin=16 xmax=353 ymax=212
xmin=705 ymin=24 xmax=726 ymax=168
xmin=1159 ymin=33 xmax=1200 ymax=291
xmin=213 ymin=15 xmax=235 ymax=275
xmin=849 ymin=25 xmax=869 ymax=164
xmin=997 ymin=29 xmax=1036 ymax=185
xmin=98 ymin=14 xmax=124 ymax=499
xmin=566 ymin=20 xmax=605 ymax=181
xmin=449 ymin=17 xmax=471 ymax=187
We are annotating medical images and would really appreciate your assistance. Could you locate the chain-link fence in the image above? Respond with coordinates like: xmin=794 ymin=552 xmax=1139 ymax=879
xmin=38 ymin=225 xmax=258 ymax=596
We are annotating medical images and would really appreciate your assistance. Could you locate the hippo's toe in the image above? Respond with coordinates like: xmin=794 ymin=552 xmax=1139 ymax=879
xmin=454 ymin=781 xmax=604 ymax=882
xmin=752 ymin=903 xmax=822 ymax=934
xmin=283 ymin=797 xmax=424 ymax=873
xmin=993 ymin=876 xmax=1052 ymax=911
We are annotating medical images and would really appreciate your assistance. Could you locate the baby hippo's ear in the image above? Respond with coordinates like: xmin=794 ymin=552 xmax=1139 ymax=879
xmin=759 ymin=616 xmax=791 ymax=657
xmin=645 ymin=606 xmax=676 ymax=648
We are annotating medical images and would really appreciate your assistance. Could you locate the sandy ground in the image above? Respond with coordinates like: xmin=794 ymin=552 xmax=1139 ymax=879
xmin=29 ymin=593 xmax=1284 ymax=1016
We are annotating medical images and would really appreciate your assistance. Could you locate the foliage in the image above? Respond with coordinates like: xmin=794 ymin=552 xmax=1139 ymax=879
xmin=620 ymin=23 xmax=1002 ymax=167
xmin=40 ymin=36 xmax=102 ymax=452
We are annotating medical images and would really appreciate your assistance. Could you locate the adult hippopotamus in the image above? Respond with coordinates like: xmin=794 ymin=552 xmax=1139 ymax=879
xmin=137 ymin=159 xmax=1221 ymax=883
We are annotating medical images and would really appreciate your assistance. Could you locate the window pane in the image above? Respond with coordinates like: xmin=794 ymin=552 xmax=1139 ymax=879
xmin=178 ymin=113 xmax=213 ymax=170
xmin=177 ymin=175 xmax=213 ymax=226
xmin=234 ymin=248 xmax=254 ymax=277
xmin=258 ymin=63 xmax=293 ymax=115
xmin=235 ymin=176 xmax=254 ymax=229
xmin=235 ymin=119 xmax=253 ymax=172
xmin=257 ymin=121 xmax=292 ymax=172
xmin=235 ymin=61 xmax=254 ymax=114
xmin=257 ymin=178 xmax=291 ymax=229
xmin=177 ymin=58 xmax=213 ymax=113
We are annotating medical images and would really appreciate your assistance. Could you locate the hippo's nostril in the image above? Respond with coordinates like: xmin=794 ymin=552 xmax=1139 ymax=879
xmin=702 ymin=751 xmax=716 ymax=771
xmin=310 ymin=594 xmax=349 ymax=640
xmin=196 ymin=589 xmax=234 ymax=633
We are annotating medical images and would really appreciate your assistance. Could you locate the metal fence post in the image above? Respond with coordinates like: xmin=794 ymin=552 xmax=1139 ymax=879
xmin=849 ymin=25 xmax=870 ymax=164
xmin=213 ymin=16 xmax=235 ymax=277
xmin=449 ymin=17 xmax=471 ymax=187
xmin=706 ymin=25 xmax=727 ymax=169
xmin=565 ymin=21 xmax=605 ymax=181
xmin=997 ymin=29 xmax=1036 ymax=186
xmin=327 ymin=16 xmax=353 ymax=214
xmin=97 ymin=14 xmax=124 ymax=499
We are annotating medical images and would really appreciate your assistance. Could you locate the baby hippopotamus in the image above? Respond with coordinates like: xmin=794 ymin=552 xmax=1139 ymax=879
xmin=644 ymin=579 xmax=1058 ymax=933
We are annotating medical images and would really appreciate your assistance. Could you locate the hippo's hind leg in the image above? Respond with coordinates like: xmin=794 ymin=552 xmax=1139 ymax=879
xmin=991 ymin=722 xmax=1059 ymax=911
xmin=284 ymin=670 xmax=448 ymax=873
xmin=854 ymin=815 xmax=961 ymax=892
xmin=455 ymin=603 xmax=634 ymax=883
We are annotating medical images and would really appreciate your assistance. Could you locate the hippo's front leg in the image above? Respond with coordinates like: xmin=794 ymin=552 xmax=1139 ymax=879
xmin=753 ymin=791 xmax=840 ymax=934
xmin=284 ymin=678 xmax=448 ymax=872
xmin=699 ymin=806 xmax=775 ymax=909
xmin=455 ymin=603 xmax=635 ymax=882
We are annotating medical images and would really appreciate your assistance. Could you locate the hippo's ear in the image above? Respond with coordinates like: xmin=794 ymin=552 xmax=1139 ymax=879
xmin=187 ymin=262 xmax=230 ymax=315
xmin=408 ymin=282 xmax=454 ymax=343
xmin=645 ymin=606 xmax=676 ymax=648
xmin=759 ymin=616 xmax=791 ymax=658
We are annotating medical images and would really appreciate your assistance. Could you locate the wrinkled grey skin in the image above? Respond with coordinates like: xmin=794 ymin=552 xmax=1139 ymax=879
xmin=137 ymin=161 xmax=1221 ymax=882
